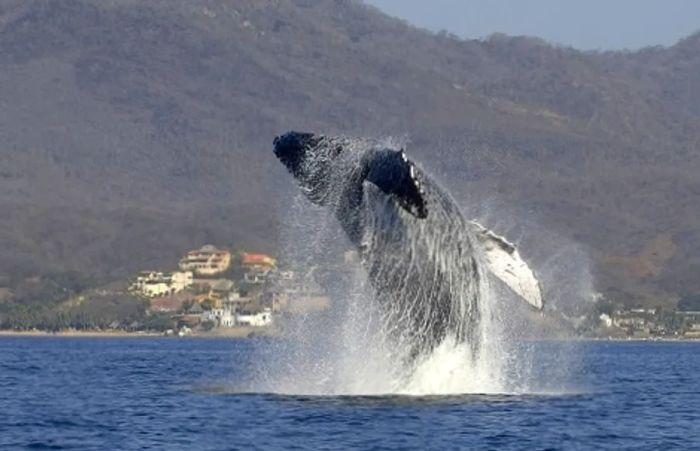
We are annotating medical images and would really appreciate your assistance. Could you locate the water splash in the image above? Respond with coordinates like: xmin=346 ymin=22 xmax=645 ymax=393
xmin=247 ymin=136 xmax=585 ymax=396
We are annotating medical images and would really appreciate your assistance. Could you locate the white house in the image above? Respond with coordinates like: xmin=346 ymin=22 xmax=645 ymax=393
xmin=236 ymin=308 xmax=273 ymax=327
xmin=142 ymin=281 xmax=171 ymax=298
xmin=202 ymin=307 xmax=236 ymax=327
xmin=129 ymin=271 xmax=193 ymax=298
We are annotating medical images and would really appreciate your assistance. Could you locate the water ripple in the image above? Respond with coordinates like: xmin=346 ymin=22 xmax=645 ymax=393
xmin=0 ymin=337 xmax=697 ymax=450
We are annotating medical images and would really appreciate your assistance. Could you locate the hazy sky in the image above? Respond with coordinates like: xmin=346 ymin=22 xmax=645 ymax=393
xmin=366 ymin=0 xmax=700 ymax=50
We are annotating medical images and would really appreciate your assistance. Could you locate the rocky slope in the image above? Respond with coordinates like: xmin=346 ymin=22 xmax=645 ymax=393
xmin=0 ymin=0 xmax=698 ymax=307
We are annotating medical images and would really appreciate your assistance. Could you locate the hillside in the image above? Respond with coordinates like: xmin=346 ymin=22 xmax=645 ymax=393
xmin=0 ymin=0 xmax=699 ymax=310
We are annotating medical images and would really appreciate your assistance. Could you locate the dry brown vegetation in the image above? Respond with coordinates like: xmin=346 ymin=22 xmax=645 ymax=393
xmin=0 ymin=0 xmax=698 ymax=311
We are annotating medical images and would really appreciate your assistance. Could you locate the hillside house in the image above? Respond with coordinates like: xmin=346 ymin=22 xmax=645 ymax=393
xmin=179 ymin=245 xmax=231 ymax=275
xmin=129 ymin=271 xmax=193 ymax=298
xmin=240 ymin=252 xmax=277 ymax=270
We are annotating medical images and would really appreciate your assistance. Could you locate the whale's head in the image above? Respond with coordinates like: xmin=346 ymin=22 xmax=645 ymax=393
xmin=274 ymin=131 xmax=345 ymax=205
xmin=273 ymin=132 xmax=321 ymax=175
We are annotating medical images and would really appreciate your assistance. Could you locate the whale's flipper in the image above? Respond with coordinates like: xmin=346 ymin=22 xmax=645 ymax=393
xmin=363 ymin=149 xmax=428 ymax=219
xmin=470 ymin=221 xmax=544 ymax=310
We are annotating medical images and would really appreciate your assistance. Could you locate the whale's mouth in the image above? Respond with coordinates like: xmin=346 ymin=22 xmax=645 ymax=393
xmin=274 ymin=131 xmax=345 ymax=206
xmin=273 ymin=131 xmax=322 ymax=176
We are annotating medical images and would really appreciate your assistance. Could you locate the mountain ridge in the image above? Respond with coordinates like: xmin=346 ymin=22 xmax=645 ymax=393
xmin=0 ymin=0 xmax=698 ymax=308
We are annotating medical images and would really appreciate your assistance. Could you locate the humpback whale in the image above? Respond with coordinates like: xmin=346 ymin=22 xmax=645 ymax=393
xmin=273 ymin=131 xmax=542 ymax=357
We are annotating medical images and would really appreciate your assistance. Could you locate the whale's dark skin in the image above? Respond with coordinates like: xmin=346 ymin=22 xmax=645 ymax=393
xmin=273 ymin=131 xmax=483 ymax=358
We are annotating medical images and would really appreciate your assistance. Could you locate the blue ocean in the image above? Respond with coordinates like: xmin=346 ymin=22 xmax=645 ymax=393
xmin=0 ymin=337 xmax=698 ymax=450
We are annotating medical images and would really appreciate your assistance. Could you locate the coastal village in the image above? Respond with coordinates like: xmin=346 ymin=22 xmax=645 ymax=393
xmin=2 ymin=245 xmax=699 ymax=339
xmin=125 ymin=243 xmax=700 ymax=339
xmin=127 ymin=245 xmax=333 ymax=336
xmin=582 ymin=298 xmax=700 ymax=340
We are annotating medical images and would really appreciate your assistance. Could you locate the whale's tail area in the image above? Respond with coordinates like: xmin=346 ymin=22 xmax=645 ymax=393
xmin=470 ymin=221 xmax=544 ymax=310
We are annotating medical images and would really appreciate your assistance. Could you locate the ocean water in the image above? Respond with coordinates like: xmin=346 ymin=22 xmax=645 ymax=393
xmin=0 ymin=337 xmax=698 ymax=450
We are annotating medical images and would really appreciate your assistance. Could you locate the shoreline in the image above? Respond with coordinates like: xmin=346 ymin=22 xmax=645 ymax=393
xmin=0 ymin=329 xmax=697 ymax=341
xmin=576 ymin=335 xmax=700 ymax=342
xmin=0 ymin=327 xmax=277 ymax=338
xmin=0 ymin=330 xmax=162 ymax=338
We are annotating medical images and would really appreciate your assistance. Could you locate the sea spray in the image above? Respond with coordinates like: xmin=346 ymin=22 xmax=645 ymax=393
xmin=252 ymin=136 xmax=500 ymax=394
xmin=250 ymin=133 xmax=585 ymax=395
xmin=247 ymin=203 xmax=512 ymax=395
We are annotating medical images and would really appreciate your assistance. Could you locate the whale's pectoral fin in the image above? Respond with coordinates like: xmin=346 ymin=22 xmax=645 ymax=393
xmin=470 ymin=221 xmax=544 ymax=310
xmin=363 ymin=149 xmax=428 ymax=218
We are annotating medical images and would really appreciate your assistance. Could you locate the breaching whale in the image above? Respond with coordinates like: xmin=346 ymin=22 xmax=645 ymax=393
xmin=273 ymin=131 xmax=542 ymax=357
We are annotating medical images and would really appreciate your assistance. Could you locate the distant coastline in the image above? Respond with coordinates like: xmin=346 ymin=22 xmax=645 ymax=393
xmin=576 ymin=336 xmax=700 ymax=343
xmin=0 ymin=326 xmax=276 ymax=338
xmin=0 ymin=330 xmax=161 ymax=338
xmin=1 ymin=329 xmax=697 ymax=342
